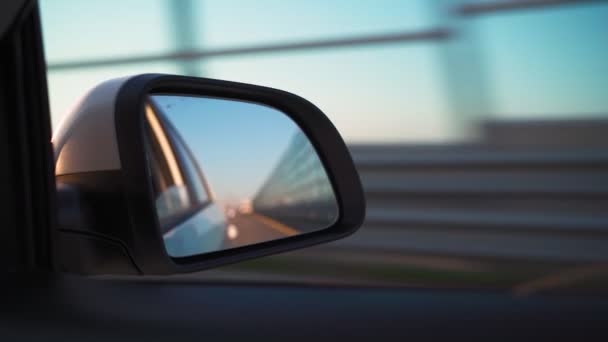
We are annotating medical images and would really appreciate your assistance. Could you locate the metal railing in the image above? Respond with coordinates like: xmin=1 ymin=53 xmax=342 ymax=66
xmin=47 ymin=29 xmax=451 ymax=71
xmin=46 ymin=0 xmax=602 ymax=71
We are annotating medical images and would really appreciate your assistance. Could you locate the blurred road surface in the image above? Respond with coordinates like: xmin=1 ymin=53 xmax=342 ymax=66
xmin=222 ymin=213 xmax=298 ymax=250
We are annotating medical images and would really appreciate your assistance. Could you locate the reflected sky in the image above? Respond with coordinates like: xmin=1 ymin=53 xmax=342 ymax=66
xmin=150 ymin=95 xmax=298 ymax=206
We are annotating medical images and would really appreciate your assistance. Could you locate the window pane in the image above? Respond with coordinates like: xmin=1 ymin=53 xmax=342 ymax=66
xmin=40 ymin=0 xmax=608 ymax=293
xmin=167 ymin=122 xmax=210 ymax=205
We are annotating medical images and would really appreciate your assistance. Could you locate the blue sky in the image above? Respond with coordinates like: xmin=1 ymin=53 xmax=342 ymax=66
xmin=476 ymin=3 xmax=608 ymax=118
xmin=41 ymin=0 xmax=608 ymax=142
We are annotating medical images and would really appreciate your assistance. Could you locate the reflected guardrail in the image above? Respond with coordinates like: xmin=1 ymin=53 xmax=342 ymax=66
xmin=253 ymin=130 xmax=338 ymax=233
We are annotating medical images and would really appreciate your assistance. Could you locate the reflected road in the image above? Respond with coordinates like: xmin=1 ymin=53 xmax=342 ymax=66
xmin=222 ymin=213 xmax=299 ymax=250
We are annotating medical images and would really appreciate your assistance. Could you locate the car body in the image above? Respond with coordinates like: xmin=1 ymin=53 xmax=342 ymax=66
xmin=145 ymin=97 xmax=228 ymax=257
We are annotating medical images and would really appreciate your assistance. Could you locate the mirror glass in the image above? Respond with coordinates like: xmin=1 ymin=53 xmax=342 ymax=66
xmin=143 ymin=95 xmax=338 ymax=258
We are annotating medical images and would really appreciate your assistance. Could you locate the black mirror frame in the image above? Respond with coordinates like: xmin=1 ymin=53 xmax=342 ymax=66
xmin=114 ymin=74 xmax=365 ymax=274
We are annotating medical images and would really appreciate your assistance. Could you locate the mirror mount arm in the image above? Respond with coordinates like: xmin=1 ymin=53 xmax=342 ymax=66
xmin=55 ymin=180 xmax=141 ymax=275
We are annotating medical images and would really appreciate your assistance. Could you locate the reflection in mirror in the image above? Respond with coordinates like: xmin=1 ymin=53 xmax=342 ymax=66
xmin=143 ymin=95 xmax=338 ymax=258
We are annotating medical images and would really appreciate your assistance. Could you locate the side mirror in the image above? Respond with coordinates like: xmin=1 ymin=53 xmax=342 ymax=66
xmin=53 ymin=74 xmax=365 ymax=275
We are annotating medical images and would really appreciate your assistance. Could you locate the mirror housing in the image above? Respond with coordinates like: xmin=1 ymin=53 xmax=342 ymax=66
xmin=54 ymin=74 xmax=365 ymax=275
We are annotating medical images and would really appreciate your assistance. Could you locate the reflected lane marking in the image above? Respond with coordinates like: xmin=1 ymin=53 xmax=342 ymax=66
xmin=251 ymin=213 xmax=299 ymax=237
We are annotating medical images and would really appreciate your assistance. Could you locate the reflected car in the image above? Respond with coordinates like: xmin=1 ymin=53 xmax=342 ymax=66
xmin=144 ymin=101 xmax=227 ymax=258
